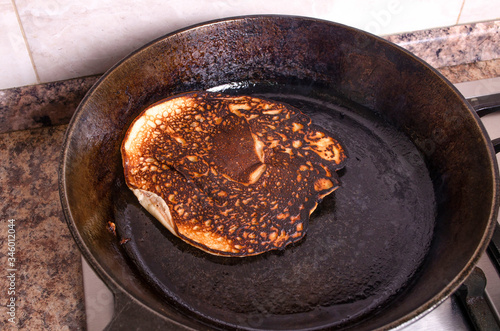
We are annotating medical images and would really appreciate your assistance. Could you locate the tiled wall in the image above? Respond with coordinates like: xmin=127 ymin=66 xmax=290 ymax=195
xmin=1 ymin=0 xmax=499 ymax=90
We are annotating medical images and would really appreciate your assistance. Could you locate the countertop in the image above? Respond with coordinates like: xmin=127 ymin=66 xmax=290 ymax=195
xmin=0 ymin=20 xmax=499 ymax=330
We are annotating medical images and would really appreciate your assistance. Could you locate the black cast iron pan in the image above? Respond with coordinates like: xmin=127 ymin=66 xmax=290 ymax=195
xmin=59 ymin=16 xmax=499 ymax=330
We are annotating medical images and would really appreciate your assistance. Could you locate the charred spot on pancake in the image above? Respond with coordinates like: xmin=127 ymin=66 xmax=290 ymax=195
xmin=121 ymin=91 xmax=347 ymax=257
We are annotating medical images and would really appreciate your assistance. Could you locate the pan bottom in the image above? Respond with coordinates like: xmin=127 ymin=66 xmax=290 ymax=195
xmin=113 ymin=82 xmax=436 ymax=330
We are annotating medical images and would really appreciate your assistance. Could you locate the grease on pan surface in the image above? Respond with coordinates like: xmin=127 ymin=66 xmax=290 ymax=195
xmin=121 ymin=91 xmax=346 ymax=257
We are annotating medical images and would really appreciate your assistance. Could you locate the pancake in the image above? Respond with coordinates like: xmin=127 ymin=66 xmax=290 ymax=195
xmin=121 ymin=91 xmax=347 ymax=256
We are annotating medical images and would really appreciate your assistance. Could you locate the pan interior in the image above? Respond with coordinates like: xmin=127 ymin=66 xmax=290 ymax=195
xmin=113 ymin=83 xmax=436 ymax=330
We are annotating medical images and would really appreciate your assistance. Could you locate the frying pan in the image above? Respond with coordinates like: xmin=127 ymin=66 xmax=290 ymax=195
xmin=59 ymin=16 xmax=499 ymax=330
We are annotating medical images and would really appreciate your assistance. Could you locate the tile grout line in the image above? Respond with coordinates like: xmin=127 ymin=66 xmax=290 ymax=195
xmin=10 ymin=0 xmax=41 ymax=84
xmin=456 ymin=0 xmax=466 ymax=25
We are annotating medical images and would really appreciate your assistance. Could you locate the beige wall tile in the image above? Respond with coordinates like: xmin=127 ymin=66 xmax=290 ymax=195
xmin=320 ymin=0 xmax=464 ymax=35
xmin=459 ymin=0 xmax=500 ymax=24
xmin=3 ymin=0 xmax=498 ymax=89
xmin=0 ymin=0 xmax=37 ymax=89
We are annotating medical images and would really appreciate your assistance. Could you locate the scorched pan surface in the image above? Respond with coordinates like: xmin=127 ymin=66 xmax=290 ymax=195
xmin=59 ymin=15 xmax=499 ymax=330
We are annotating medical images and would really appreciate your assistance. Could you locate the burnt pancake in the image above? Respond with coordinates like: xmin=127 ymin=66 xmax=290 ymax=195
xmin=121 ymin=91 xmax=346 ymax=257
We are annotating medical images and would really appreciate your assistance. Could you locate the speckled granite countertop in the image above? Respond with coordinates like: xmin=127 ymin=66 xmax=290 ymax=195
xmin=0 ymin=20 xmax=499 ymax=330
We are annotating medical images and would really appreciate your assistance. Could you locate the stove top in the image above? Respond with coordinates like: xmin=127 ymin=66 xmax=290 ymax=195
xmin=81 ymin=77 xmax=500 ymax=331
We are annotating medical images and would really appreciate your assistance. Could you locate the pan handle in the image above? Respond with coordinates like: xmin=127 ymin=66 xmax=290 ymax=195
xmin=103 ymin=289 xmax=192 ymax=331
xmin=81 ymin=257 xmax=196 ymax=330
